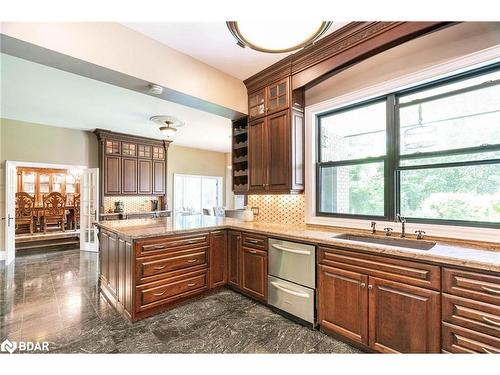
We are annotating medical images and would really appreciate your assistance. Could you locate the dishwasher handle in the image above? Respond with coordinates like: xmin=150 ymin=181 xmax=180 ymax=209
xmin=271 ymin=243 xmax=311 ymax=256
xmin=270 ymin=281 xmax=310 ymax=298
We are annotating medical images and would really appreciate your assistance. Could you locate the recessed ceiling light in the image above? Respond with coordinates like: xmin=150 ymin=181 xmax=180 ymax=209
xmin=226 ymin=21 xmax=332 ymax=53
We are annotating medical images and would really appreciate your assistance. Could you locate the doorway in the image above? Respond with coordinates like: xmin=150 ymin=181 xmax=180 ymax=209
xmin=4 ymin=161 xmax=99 ymax=265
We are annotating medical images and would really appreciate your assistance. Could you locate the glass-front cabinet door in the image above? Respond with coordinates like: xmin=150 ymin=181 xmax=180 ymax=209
xmin=52 ymin=173 xmax=65 ymax=194
xmin=248 ymin=88 xmax=266 ymax=120
xmin=39 ymin=173 xmax=50 ymax=203
xmin=266 ymin=78 xmax=289 ymax=115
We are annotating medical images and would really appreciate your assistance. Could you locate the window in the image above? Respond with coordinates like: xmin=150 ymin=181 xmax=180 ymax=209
xmin=317 ymin=100 xmax=388 ymax=218
xmin=316 ymin=64 xmax=500 ymax=227
xmin=174 ymin=174 xmax=223 ymax=215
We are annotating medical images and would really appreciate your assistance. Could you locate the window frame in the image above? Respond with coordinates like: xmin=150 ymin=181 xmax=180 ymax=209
xmin=315 ymin=62 xmax=500 ymax=228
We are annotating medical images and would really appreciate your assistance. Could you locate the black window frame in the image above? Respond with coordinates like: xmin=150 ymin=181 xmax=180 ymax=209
xmin=316 ymin=62 xmax=500 ymax=228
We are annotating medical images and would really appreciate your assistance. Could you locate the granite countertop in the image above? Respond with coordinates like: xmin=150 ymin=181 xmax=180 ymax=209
xmin=95 ymin=215 xmax=500 ymax=273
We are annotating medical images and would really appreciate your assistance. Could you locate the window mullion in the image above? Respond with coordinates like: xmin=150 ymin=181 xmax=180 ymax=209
xmin=387 ymin=94 xmax=397 ymax=222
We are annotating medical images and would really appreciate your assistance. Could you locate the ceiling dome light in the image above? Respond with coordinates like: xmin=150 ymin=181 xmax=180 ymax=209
xmin=150 ymin=115 xmax=184 ymax=139
xmin=227 ymin=21 xmax=332 ymax=53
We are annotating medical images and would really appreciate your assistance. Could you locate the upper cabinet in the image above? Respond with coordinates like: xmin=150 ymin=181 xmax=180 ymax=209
xmin=95 ymin=130 xmax=171 ymax=203
xmin=248 ymin=78 xmax=290 ymax=121
xmin=234 ymin=76 xmax=304 ymax=194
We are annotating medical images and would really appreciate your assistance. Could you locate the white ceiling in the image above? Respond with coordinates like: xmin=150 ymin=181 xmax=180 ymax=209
xmin=0 ymin=53 xmax=232 ymax=152
xmin=122 ymin=22 xmax=349 ymax=80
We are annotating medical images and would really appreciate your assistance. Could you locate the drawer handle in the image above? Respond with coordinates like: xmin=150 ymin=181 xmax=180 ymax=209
xmin=248 ymin=250 xmax=258 ymax=254
xmin=153 ymin=265 xmax=167 ymax=270
xmin=270 ymin=281 xmax=310 ymax=298
xmin=482 ymin=316 xmax=500 ymax=327
xmin=271 ymin=244 xmax=311 ymax=255
xmin=248 ymin=239 xmax=261 ymax=244
xmin=187 ymin=259 xmax=197 ymax=263
xmin=187 ymin=282 xmax=196 ymax=287
xmin=481 ymin=286 xmax=500 ymax=295
xmin=149 ymin=244 xmax=167 ymax=250
xmin=153 ymin=289 xmax=168 ymax=297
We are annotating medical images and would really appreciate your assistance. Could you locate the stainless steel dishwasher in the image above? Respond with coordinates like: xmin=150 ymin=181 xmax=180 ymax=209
xmin=268 ymin=238 xmax=316 ymax=324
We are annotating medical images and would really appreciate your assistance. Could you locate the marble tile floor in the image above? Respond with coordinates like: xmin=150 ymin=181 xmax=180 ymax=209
xmin=0 ymin=249 xmax=360 ymax=354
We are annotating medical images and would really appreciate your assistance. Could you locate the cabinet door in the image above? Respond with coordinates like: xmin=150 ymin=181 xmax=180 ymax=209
xmin=228 ymin=231 xmax=242 ymax=288
xmin=138 ymin=159 xmax=153 ymax=195
xmin=152 ymin=160 xmax=165 ymax=195
xmin=266 ymin=78 xmax=289 ymax=115
xmin=368 ymin=277 xmax=440 ymax=353
xmin=241 ymin=247 xmax=267 ymax=302
xmin=267 ymin=110 xmax=290 ymax=191
xmin=248 ymin=88 xmax=266 ymax=120
xmin=248 ymin=118 xmax=267 ymax=191
xmin=122 ymin=157 xmax=138 ymax=194
xmin=209 ymin=231 xmax=228 ymax=288
xmin=121 ymin=142 xmax=137 ymax=157
xmin=318 ymin=265 xmax=369 ymax=345
xmin=104 ymin=155 xmax=121 ymax=195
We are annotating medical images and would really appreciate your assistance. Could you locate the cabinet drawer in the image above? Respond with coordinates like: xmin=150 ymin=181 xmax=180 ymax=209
xmin=318 ymin=247 xmax=440 ymax=290
xmin=442 ymin=294 xmax=500 ymax=338
xmin=136 ymin=249 xmax=207 ymax=284
xmin=242 ymin=233 xmax=267 ymax=250
xmin=443 ymin=268 xmax=500 ymax=305
xmin=135 ymin=233 xmax=209 ymax=257
xmin=442 ymin=322 xmax=500 ymax=354
xmin=136 ymin=269 xmax=208 ymax=312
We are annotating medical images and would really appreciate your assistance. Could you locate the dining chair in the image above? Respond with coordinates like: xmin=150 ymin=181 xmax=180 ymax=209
xmin=68 ymin=194 xmax=80 ymax=230
xmin=42 ymin=192 xmax=66 ymax=233
xmin=202 ymin=208 xmax=212 ymax=216
xmin=15 ymin=192 xmax=36 ymax=234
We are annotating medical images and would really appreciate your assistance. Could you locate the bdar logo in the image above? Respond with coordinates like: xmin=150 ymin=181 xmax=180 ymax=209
xmin=1 ymin=339 xmax=17 ymax=354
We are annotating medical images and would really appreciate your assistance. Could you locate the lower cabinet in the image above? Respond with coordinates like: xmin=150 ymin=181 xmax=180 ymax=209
xmin=209 ymin=231 xmax=228 ymax=288
xmin=318 ymin=265 xmax=368 ymax=345
xmin=368 ymin=277 xmax=440 ymax=353
xmin=228 ymin=231 xmax=242 ymax=288
xmin=241 ymin=246 xmax=268 ymax=303
xmin=318 ymin=263 xmax=440 ymax=353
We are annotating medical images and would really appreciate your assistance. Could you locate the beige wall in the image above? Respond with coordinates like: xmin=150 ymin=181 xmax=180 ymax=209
xmin=166 ymin=144 xmax=227 ymax=210
xmin=306 ymin=22 xmax=500 ymax=106
xmin=0 ymin=118 xmax=99 ymax=253
xmin=1 ymin=22 xmax=247 ymax=114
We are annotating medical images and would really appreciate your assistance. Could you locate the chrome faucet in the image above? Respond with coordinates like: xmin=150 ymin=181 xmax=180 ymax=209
xmin=395 ymin=214 xmax=406 ymax=238
xmin=370 ymin=221 xmax=376 ymax=234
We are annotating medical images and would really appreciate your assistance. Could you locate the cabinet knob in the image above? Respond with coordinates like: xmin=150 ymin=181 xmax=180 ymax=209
xmin=368 ymin=285 xmax=373 ymax=290
xmin=360 ymin=283 xmax=366 ymax=288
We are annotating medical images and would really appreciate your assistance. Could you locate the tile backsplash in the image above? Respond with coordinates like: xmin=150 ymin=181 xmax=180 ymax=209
xmin=247 ymin=195 xmax=305 ymax=225
xmin=103 ymin=196 xmax=162 ymax=213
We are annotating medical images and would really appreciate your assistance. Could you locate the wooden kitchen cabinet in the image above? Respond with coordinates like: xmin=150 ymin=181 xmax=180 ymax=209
xmin=241 ymin=246 xmax=268 ymax=303
xmin=368 ymin=277 xmax=440 ymax=353
xmin=138 ymin=159 xmax=153 ymax=195
xmin=209 ymin=231 xmax=228 ymax=288
xmin=122 ymin=157 xmax=138 ymax=194
xmin=248 ymin=78 xmax=289 ymax=121
xmin=247 ymin=109 xmax=303 ymax=193
xmin=318 ymin=246 xmax=441 ymax=353
xmin=104 ymin=155 xmax=121 ymax=195
xmin=318 ymin=265 xmax=369 ymax=345
xmin=228 ymin=231 xmax=242 ymax=288
xmin=152 ymin=160 xmax=166 ymax=195
xmin=248 ymin=118 xmax=267 ymax=191
xmin=248 ymin=88 xmax=266 ymax=120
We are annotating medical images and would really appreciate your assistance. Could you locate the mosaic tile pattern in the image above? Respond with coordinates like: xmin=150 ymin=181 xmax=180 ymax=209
xmin=248 ymin=195 xmax=305 ymax=225
xmin=103 ymin=196 xmax=162 ymax=214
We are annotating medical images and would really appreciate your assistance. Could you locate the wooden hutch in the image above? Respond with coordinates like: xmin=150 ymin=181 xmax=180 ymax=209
xmin=94 ymin=129 xmax=172 ymax=215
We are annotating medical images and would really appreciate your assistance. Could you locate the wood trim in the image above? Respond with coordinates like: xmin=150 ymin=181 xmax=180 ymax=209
xmin=94 ymin=128 xmax=170 ymax=147
xmin=243 ymin=22 xmax=454 ymax=92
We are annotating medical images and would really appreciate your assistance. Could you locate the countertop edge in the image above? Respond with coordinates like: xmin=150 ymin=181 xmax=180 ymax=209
xmin=94 ymin=221 xmax=500 ymax=274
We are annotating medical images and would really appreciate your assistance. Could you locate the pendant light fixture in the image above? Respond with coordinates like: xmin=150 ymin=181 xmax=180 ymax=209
xmin=150 ymin=115 xmax=184 ymax=139
xmin=226 ymin=21 xmax=332 ymax=53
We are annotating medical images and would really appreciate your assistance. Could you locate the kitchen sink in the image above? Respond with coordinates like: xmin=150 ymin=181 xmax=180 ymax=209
xmin=333 ymin=233 xmax=436 ymax=250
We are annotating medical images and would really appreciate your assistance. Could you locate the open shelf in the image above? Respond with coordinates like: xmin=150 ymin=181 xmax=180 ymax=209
xmin=232 ymin=116 xmax=249 ymax=194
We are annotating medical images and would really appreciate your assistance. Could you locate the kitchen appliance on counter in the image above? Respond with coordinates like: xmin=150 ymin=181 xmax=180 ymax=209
xmin=268 ymin=238 xmax=316 ymax=325
xmin=114 ymin=201 xmax=124 ymax=213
